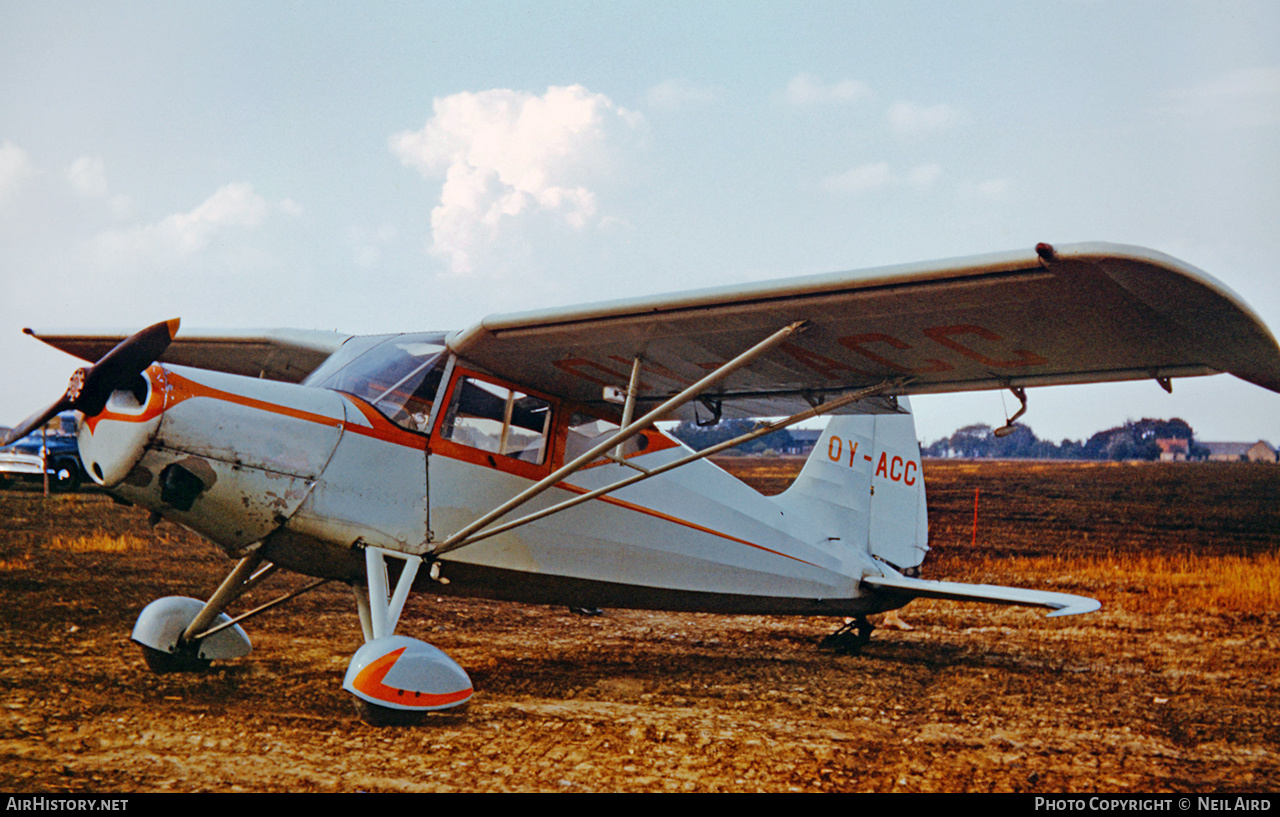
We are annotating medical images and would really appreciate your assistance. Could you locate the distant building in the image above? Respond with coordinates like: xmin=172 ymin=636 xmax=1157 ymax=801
xmin=779 ymin=429 xmax=822 ymax=456
xmin=1156 ymin=438 xmax=1189 ymax=462
xmin=1245 ymin=441 xmax=1277 ymax=463
xmin=1201 ymin=441 xmax=1278 ymax=463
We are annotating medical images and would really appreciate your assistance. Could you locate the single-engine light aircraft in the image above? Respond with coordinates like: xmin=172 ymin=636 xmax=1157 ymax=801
xmin=7 ymin=242 xmax=1280 ymax=723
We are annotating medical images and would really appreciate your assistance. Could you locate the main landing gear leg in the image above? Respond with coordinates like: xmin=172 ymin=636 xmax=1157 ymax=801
xmin=343 ymin=547 xmax=472 ymax=725
xmin=821 ymin=615 xmax=874 ymax=655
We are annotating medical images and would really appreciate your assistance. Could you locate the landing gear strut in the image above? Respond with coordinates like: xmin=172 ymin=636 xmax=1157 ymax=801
xmin=343 ymin=547 xmax=473 ymax=725
xmin=132 ymin=552 xmax=327 ymax=673
xmin=821 ymin=615 xmax=874 ymax=654
xmin=131 ymin=555 xmax=267 ymax=672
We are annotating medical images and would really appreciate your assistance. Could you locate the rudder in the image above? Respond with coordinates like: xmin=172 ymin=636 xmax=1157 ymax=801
xmin=772 ymin=398 xmax=928 ymax=572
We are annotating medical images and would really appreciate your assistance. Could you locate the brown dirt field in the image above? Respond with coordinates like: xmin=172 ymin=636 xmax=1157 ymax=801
xmin=1 ymin=459 xmax=1278 ymax=793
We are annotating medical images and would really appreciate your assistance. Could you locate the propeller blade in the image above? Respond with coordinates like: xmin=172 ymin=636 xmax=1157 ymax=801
xmin=71 ymin=318 xmax=181 ymax=416
xmin=3 ymin=318 xmax=180 ymax=446
xmin=2 ymin=397 xmax=72 ymax=447
xmin=88 ymin=318 xmax=180 ymax=380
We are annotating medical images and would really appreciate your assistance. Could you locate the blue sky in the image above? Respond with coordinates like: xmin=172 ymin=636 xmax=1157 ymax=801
xmin=2 ymin=1 xmax=1278 ymax=446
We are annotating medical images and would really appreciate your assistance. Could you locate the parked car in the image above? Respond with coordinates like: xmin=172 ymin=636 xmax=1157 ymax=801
xmin=0 ymin=413 xmax=84 ymax=491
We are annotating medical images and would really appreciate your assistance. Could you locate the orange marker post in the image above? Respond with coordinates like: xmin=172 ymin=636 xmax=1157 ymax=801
xmin=971 ymin=486 xmax=980 ymax=547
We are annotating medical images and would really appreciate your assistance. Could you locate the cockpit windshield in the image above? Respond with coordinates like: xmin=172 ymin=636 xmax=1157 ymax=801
xmin=303 ymin=333 xmax=449 ymax=433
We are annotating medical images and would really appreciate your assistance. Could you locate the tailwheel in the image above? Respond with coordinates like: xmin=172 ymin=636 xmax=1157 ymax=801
xmin=343 ymin=636 xmax=473 ymax=726
xmin=821 ymin=615 xmax=874 ymax=655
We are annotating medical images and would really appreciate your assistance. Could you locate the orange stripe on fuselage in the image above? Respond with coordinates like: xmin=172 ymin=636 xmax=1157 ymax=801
xmin=85 ymin=367 xmax=427 ymax=451
xmin=84 ymin=365 xmax=168 ymax=433
xmin=88 ymin=368 xmax=808 ymax=569
xmin=328 ymin=391 xmax=428 ymax=449
xmin=554 ymin=480 xmax=817 ymax=568
xmin=164 ymin=369 xmax=341 ymax=427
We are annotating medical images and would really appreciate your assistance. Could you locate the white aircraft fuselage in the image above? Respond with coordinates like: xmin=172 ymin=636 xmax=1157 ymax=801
xmin=81 ymin=357 xmax=925 ymax=617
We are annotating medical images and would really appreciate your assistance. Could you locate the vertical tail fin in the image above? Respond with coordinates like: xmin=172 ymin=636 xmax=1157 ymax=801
xmin=772 ymin=397 xmax=928 ymax=572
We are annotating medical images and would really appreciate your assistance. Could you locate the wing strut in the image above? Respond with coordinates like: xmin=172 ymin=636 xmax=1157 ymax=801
xmin=428 ymin=322 xmax=809 ymax=558
xmin=613 ymin=356 xmax=643 ymax=459
xmin=429 ymin=375 xmax=909 ymax=557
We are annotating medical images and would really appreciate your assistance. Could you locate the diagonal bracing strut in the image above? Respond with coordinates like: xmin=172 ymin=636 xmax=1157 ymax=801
xmin=181 ymin=552 xmax=332 ymax=643
xmin=430 ymin=372 xmax=909 ymax=558
xmin=428 ymin=320 xmax=809 ymax=557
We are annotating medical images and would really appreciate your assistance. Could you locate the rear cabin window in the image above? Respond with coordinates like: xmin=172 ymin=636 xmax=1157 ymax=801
xmin=441 ymin=377 xmax=552 ymax=464
xmin=565 ymin=412 xmax=647 ymax=462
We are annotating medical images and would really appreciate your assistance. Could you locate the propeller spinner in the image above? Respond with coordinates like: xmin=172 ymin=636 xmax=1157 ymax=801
xmin=3 ymin=318 xmax=180 ymax=446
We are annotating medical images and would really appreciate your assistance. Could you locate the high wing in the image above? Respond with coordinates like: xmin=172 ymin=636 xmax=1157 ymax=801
xmin=25 ymin=243 xmax=1279 ymax=418
xmin=25 ymin=327 xmax=352 ymax=384
xmin=447 ymin=242 xmax=1280 ymax=420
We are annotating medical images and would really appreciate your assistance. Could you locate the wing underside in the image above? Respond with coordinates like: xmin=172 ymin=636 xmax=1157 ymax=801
xmin=23 ymin=244 xmax=1279 ymax=419
xmin=446 ymin=243 xmax=1280 ymax=420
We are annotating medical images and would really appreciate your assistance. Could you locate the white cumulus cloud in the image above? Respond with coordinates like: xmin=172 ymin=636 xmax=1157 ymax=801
xmin=887 ymin=100 xmax=965 ymax=135
xmin=391 ymin=85 xmax=643 ymax=275
xmin=0 ymin=141 xmax=36 ymax=204
xmin=64 ymin=156 xmax=133 ymax=217
xmin=95 ymin=182 xmax=282 ymax=262
xmin=65 ymin=156 xmax=109 ymax=198
xmin=784 ymin=73 xmax=872 ymax=106
xmin=824 ymin=162 xmax=943 ymax=195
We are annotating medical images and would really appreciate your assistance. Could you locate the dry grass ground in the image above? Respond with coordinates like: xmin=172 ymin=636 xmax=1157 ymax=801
xmin=1 ymin=459 xmax=1277 ymax=792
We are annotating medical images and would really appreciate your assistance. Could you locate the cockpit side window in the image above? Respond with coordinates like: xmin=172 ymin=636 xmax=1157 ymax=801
xmin=440 ymin=377 xmax=552 ymax=464
xmin=307 ymin=333 xmax=448 ymax=433
xmin=371 ymin=356 xmax=446 ymax=433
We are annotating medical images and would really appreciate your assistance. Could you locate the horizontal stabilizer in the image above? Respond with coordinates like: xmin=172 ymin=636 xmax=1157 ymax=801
xmin=863 ymin=573 xmax=1101 ymax=617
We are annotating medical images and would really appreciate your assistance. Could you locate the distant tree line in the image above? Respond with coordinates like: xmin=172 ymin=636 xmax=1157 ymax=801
xmin=920 ymin=417 xmax=1210 ymax=461
xmin=671 ymin=416 xmax=1210 ymax=461
xmin=669 ymin=419 xmax=795 ymax=454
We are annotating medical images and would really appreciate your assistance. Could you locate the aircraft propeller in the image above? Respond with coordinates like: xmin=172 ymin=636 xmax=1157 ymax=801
xmin=2 ymin=318 xmax=180 ymax=446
